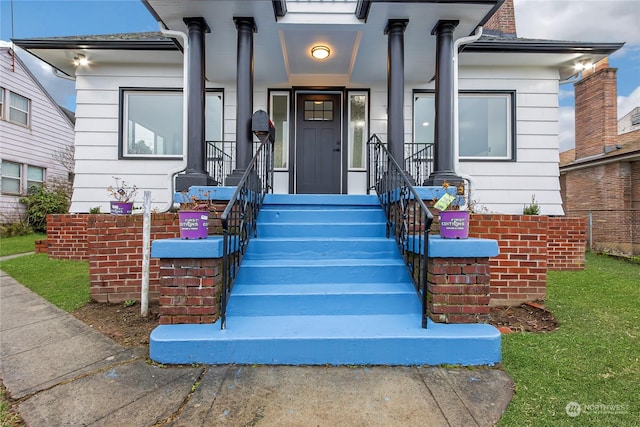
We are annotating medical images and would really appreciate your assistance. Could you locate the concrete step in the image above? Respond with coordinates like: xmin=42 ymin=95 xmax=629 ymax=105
xmin=243 ymin=238 xmax=399 ymax=260
xmin=150 ymin=315 xmax=501 ymax=365
xmin=235 ymin=258 xmax=410 ymax=284
xmin=227 ymin=282 xmax=420 ymax=316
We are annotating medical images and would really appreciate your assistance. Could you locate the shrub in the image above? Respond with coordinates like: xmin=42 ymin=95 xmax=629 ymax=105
xmin=523 ymin=194 xmax=540 ymax=215
xmin=0 ymin=220 xmax=33 ymax=238
xmin=19 ymin=185 xmax=70 ymax=232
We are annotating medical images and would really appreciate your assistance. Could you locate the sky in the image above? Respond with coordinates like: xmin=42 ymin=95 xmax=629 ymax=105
xmin=1 ymin=0 xmax=639 ymax=151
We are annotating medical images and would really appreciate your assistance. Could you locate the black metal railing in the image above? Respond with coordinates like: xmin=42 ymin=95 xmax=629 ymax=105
xmin=367 ymin=134 xmax=433 ymax=328
xmin=220 ymin=135 xmax=274 ymax=329
xmin=405 ymin=143 xmax=434 ymax=186
xmin=206 ymin=141 xmax=262 ymax=186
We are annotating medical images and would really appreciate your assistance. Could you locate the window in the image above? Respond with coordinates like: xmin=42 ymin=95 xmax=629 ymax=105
xmin=348 ymin=92 xmax=368 ymax=170
xmin=121 ymin=89 xmax=223 ymax=158
xmin=8 ymin=91 xmax=30 ymax=126
xmin=270 ymin=92 xmax=289 ymax=169
xmin=1 ymin=160 xmax=21 ymax=194
xmin=27 ymin=165 xmax=45 ymax=191
xmin=0 ymin=88 xmax=4 ymax=120
xmin=413 ymin=91 xmax=515 ymax=160
xmin=1 ymin=161 xmax=46 ymax=195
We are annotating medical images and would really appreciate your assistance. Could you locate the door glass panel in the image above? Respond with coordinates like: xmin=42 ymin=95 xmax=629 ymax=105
xmin=348 ymin=93 xmax=367 ymax=169
xmin=271 ymin=93 xmax=289 ymax=169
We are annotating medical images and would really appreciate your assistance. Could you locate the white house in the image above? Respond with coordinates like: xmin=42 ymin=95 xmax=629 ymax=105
xmin=14 ymin=0 xmax=622 ymax=215
xmin=0 ymin=45 xmax=75 ymax=223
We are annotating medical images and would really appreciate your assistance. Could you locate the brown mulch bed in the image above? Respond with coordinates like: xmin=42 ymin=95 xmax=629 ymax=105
xmin=489 ymin=301 xmax=559 ymax=333
xmin=72 ymin=301 xmax=160 ymax=348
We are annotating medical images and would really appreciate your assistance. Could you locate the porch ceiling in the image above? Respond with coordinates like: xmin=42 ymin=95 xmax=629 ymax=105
xmin=146 ymin=0 xmax=500 ymax=86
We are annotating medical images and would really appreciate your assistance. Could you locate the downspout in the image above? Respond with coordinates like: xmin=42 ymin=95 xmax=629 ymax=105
xmin=453 ymin=26 xmax=482 ymax=208
xmin=159 ymin=22 xmax=189 ymax=212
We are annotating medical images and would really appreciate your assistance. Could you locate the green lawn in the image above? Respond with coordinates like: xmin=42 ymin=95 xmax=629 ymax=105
xmin=0 ymin=233 xmax=46 ymax=257
xmin=0 ymin=254 xmax=89 ymax=312
xmin=499 ymin=253 xmax=640 ymax=426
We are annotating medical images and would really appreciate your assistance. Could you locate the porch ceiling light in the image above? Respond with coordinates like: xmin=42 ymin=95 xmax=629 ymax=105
xmin=311 ymin=45 xmax=330 ymax=60
xmin=73 ymin=53 xmax=89 ymax=67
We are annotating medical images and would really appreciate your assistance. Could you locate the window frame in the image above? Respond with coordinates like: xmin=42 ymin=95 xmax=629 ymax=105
xmin=118 ymin=87 xmax=224 ymax=160
xmin=413 ymin=89 xmax=516 ymax=162
xmin=7 ymin=90 xmax=31 ymax=127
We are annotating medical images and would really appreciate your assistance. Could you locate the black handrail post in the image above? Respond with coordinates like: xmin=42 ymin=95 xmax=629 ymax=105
xmin=219 ymin=130 xmax=274 ymax=330
xmin=367 ymin=133 xmax=433 ymax=328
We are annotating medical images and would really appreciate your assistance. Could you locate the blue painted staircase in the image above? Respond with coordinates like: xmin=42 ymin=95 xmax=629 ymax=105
xmin=150 ymin=194 xmax=500 ymax=365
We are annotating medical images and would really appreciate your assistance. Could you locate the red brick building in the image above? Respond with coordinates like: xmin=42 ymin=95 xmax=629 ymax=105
xmin=560 ymin=59 xmax=640 ymax=256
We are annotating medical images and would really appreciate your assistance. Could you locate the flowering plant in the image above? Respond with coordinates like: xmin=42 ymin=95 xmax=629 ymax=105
xmin=433 ymin=181 xmax=466 ymax=211
xmin=107 ymin=177 xmax=138 ymax=202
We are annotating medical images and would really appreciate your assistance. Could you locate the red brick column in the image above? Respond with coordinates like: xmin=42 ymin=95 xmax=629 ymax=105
xmin=158 ymin=258 xmax=221 ymax=324
xmin=427 ymin=257 xmax=491 ymax=323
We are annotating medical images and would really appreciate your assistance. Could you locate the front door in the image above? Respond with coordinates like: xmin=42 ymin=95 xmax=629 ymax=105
xmin=295 ymin=93 xmax=342 ymax=194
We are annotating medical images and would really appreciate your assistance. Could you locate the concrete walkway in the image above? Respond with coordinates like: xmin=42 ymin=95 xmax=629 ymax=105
xmin=0 ymin=269 xmax=514 ymax=426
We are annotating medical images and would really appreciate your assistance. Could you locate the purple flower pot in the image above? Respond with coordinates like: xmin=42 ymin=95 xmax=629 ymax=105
xmin=439 ymin=210 xmax=470 ymax=239
xmin=179 ymin=211 xmax=209 ymax=239
xmin=110 ymin=201 xmax=133 ymax=215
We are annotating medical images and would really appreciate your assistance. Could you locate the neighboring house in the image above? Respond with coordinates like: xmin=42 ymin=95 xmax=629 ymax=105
xmin=14 ymin=0 xmax=622 ymax=215
xmin=559 ymin=59 xmax=639 ymax=256
xmin=0 ymin=46 xmax=75 ymax=224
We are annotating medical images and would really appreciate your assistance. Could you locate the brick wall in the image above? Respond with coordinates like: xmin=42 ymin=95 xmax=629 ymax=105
xmin=562 ymin=160 xmax=638 ymax=256
xmin=158 ymin=258 xmax=222 ymax=324
xmin=86 ymin=213 xmax=180 ymax=303
xmin=574 ymin=66 xmax=619 ymax=160
xmin=427 ymin=257 xmax=491 ymax=323
xmin=44 ymin=209 xmax=587 ymax=306
xmin=34 ymin=239 xmax=48 ymax=254
xmin=46 ymin=214 xmax=90 ymax=260
xmin=483 ymin=0 xmax=516 ymax=35
xmin=469 ymin=215 xmax=548 ymax=305
xmin=547 ymin=217 xmax=586 ymax=270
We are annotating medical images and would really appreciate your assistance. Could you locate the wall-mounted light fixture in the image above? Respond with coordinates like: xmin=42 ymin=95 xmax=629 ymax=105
xmin=73 ymin=54 xmax=89 ymax=67
xmin=311 ymin=45 xmax=330 ymax=60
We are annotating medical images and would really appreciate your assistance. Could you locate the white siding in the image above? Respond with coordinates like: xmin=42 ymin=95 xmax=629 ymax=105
xmin=0 ymin=48 xmax=74 ymax=223
xmin=71 ymin=60 xmax=187 ymax=213
xmin=70 ymin=56 xmax=564 ymax=215
xmin=405 ymin=66 xmax=564 ymax=215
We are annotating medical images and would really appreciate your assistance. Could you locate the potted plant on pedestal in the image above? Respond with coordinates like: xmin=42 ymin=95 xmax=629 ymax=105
xmin=434 ymin=181 xmax=469 ymax=239
xmin=107 ymin=177 xmax=137 ymax=215
xmin=178 ymin=191 xmax=212 ymax=239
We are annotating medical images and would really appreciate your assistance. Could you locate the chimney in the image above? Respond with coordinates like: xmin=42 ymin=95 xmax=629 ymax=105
xmin=574 ymin=57 xmax=619 ymax=160
xmin=484 ymin=0 xmax=517 ymax=37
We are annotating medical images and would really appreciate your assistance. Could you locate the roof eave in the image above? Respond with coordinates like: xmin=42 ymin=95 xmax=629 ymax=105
xmin=465 ymin=39 xmax=625 ymax=55
xmin=12 ymin=38 xmax=180 ymax=52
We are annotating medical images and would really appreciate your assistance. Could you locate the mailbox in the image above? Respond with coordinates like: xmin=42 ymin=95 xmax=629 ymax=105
xmin=251 ymin=110 xmax=275 ymax=143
